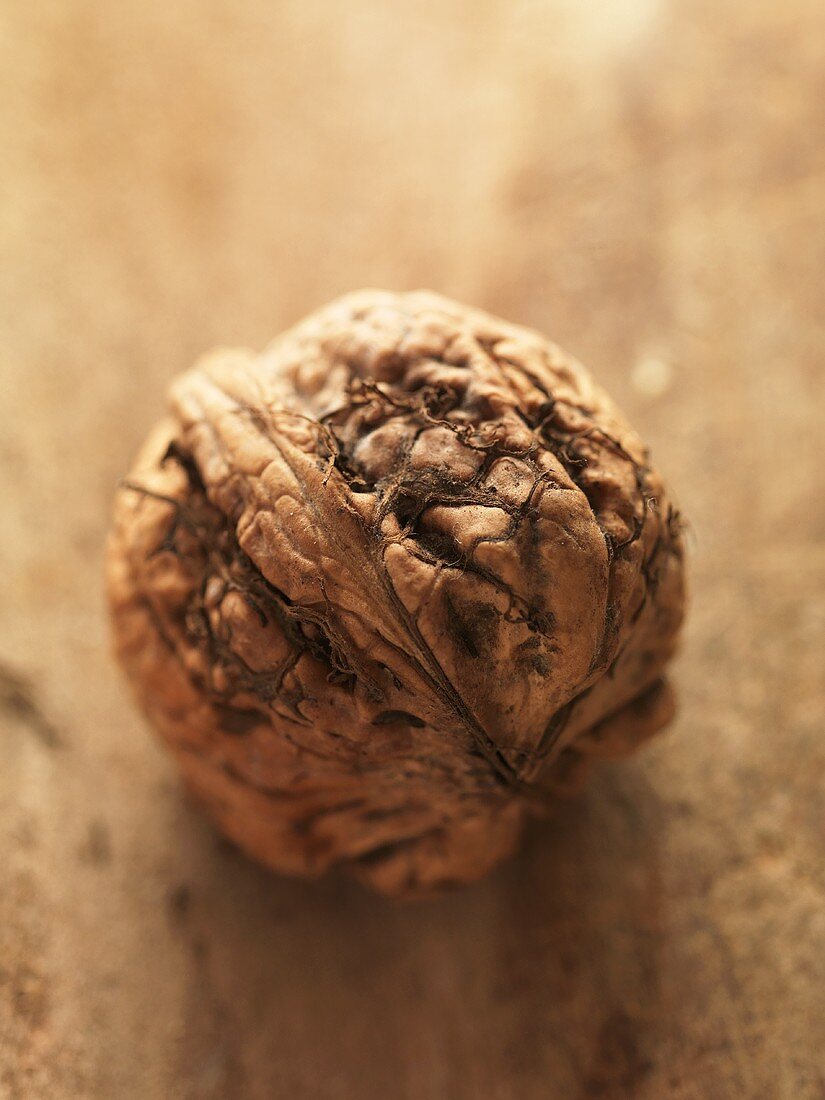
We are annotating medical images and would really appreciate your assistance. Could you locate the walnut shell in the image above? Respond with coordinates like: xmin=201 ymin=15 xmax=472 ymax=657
xmin=107 ymin=290 xmax=685 ymax=896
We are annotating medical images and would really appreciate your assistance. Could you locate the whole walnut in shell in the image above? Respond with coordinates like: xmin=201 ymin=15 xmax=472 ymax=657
xmin=107 ymin=291 xmax=685 ymax=896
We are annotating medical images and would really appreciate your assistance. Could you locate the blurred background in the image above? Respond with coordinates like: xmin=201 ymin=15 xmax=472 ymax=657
xmin=1 ymin=1 xmax=823 ymax=1097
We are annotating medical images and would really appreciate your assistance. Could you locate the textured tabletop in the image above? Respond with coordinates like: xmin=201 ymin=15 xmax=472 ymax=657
xmin=1 ymin=1 xmax=823 ymax=1097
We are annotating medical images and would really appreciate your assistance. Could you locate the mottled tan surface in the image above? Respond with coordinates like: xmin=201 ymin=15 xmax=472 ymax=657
xmin=1 ymin=0 xmax=823 ymax=1097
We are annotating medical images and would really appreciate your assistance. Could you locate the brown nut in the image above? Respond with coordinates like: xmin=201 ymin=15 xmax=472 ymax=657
xmin=107 ymin=291 xmax=686 ymax=896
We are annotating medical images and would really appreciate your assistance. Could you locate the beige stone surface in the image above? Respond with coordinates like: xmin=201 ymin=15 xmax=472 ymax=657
xmin=1 ymin=1 xmax=823 ymax=1097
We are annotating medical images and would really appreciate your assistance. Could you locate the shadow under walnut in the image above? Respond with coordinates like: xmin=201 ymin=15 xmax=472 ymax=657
xmin=106 ymin=290 xmax=685 ymax=896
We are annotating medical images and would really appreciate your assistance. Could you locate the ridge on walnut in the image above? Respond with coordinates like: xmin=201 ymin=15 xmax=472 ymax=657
xmin=107 ymin=290 xmax=685 ymax=896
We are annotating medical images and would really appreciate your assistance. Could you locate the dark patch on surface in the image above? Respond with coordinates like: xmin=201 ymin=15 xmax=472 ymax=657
xmin=446 ymin=596 xmax=499 ymax=659
xmin=362 ymin=802 xmax=425 ymax=822
xmin=214 ymin=835 xmax=242 ymax=859
xmin=78 ymin=820 xmax=112 ymax=865
xmin=162 ymin=438 xmax=207 ymax=493
xmin=291 ymin=798 xmax=366 ymax=835
xmin=371 ymin=710 xmax=426 ymax=728
xmin=526 ymin=651 xmax=551 ymax=676
xmin=215 ymin=705 xmax=263 ymax=736
xmin=5 ymin=960 xmax=50 ymax=1031
xmin=537 ymin=697 xmax=576 ymax=757
xmin=583 ymin=1010 xmax=652 ymax=1096
xmin=408 ymin=528 xmax=465 ymax=565
xmin=0 ymin=663 xmax=64 ymax=749
xmin=389 ymin=487 xmax=424 ymax=529
xmin=167 ymin=883 xmax=193 ymax=924
xmin=355 ymin=831 xmax=431 ymax=867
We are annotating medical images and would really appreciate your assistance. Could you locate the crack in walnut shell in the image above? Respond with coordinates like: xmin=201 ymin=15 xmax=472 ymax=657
xmin=107 ymin=290 xmax=686 ymax=896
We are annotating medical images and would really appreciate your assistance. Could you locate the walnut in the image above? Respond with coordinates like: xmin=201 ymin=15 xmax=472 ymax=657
xmin=107 ymin=291 xmax=686 ymax=896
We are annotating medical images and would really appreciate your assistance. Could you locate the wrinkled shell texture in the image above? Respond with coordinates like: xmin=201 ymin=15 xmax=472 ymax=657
xmin=107 ymin=291 xmax=685 ymax=895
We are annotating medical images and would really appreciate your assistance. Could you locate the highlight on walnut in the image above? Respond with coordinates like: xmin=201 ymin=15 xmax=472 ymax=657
xmin=106 ymin=290 xmax=686 ymax=896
